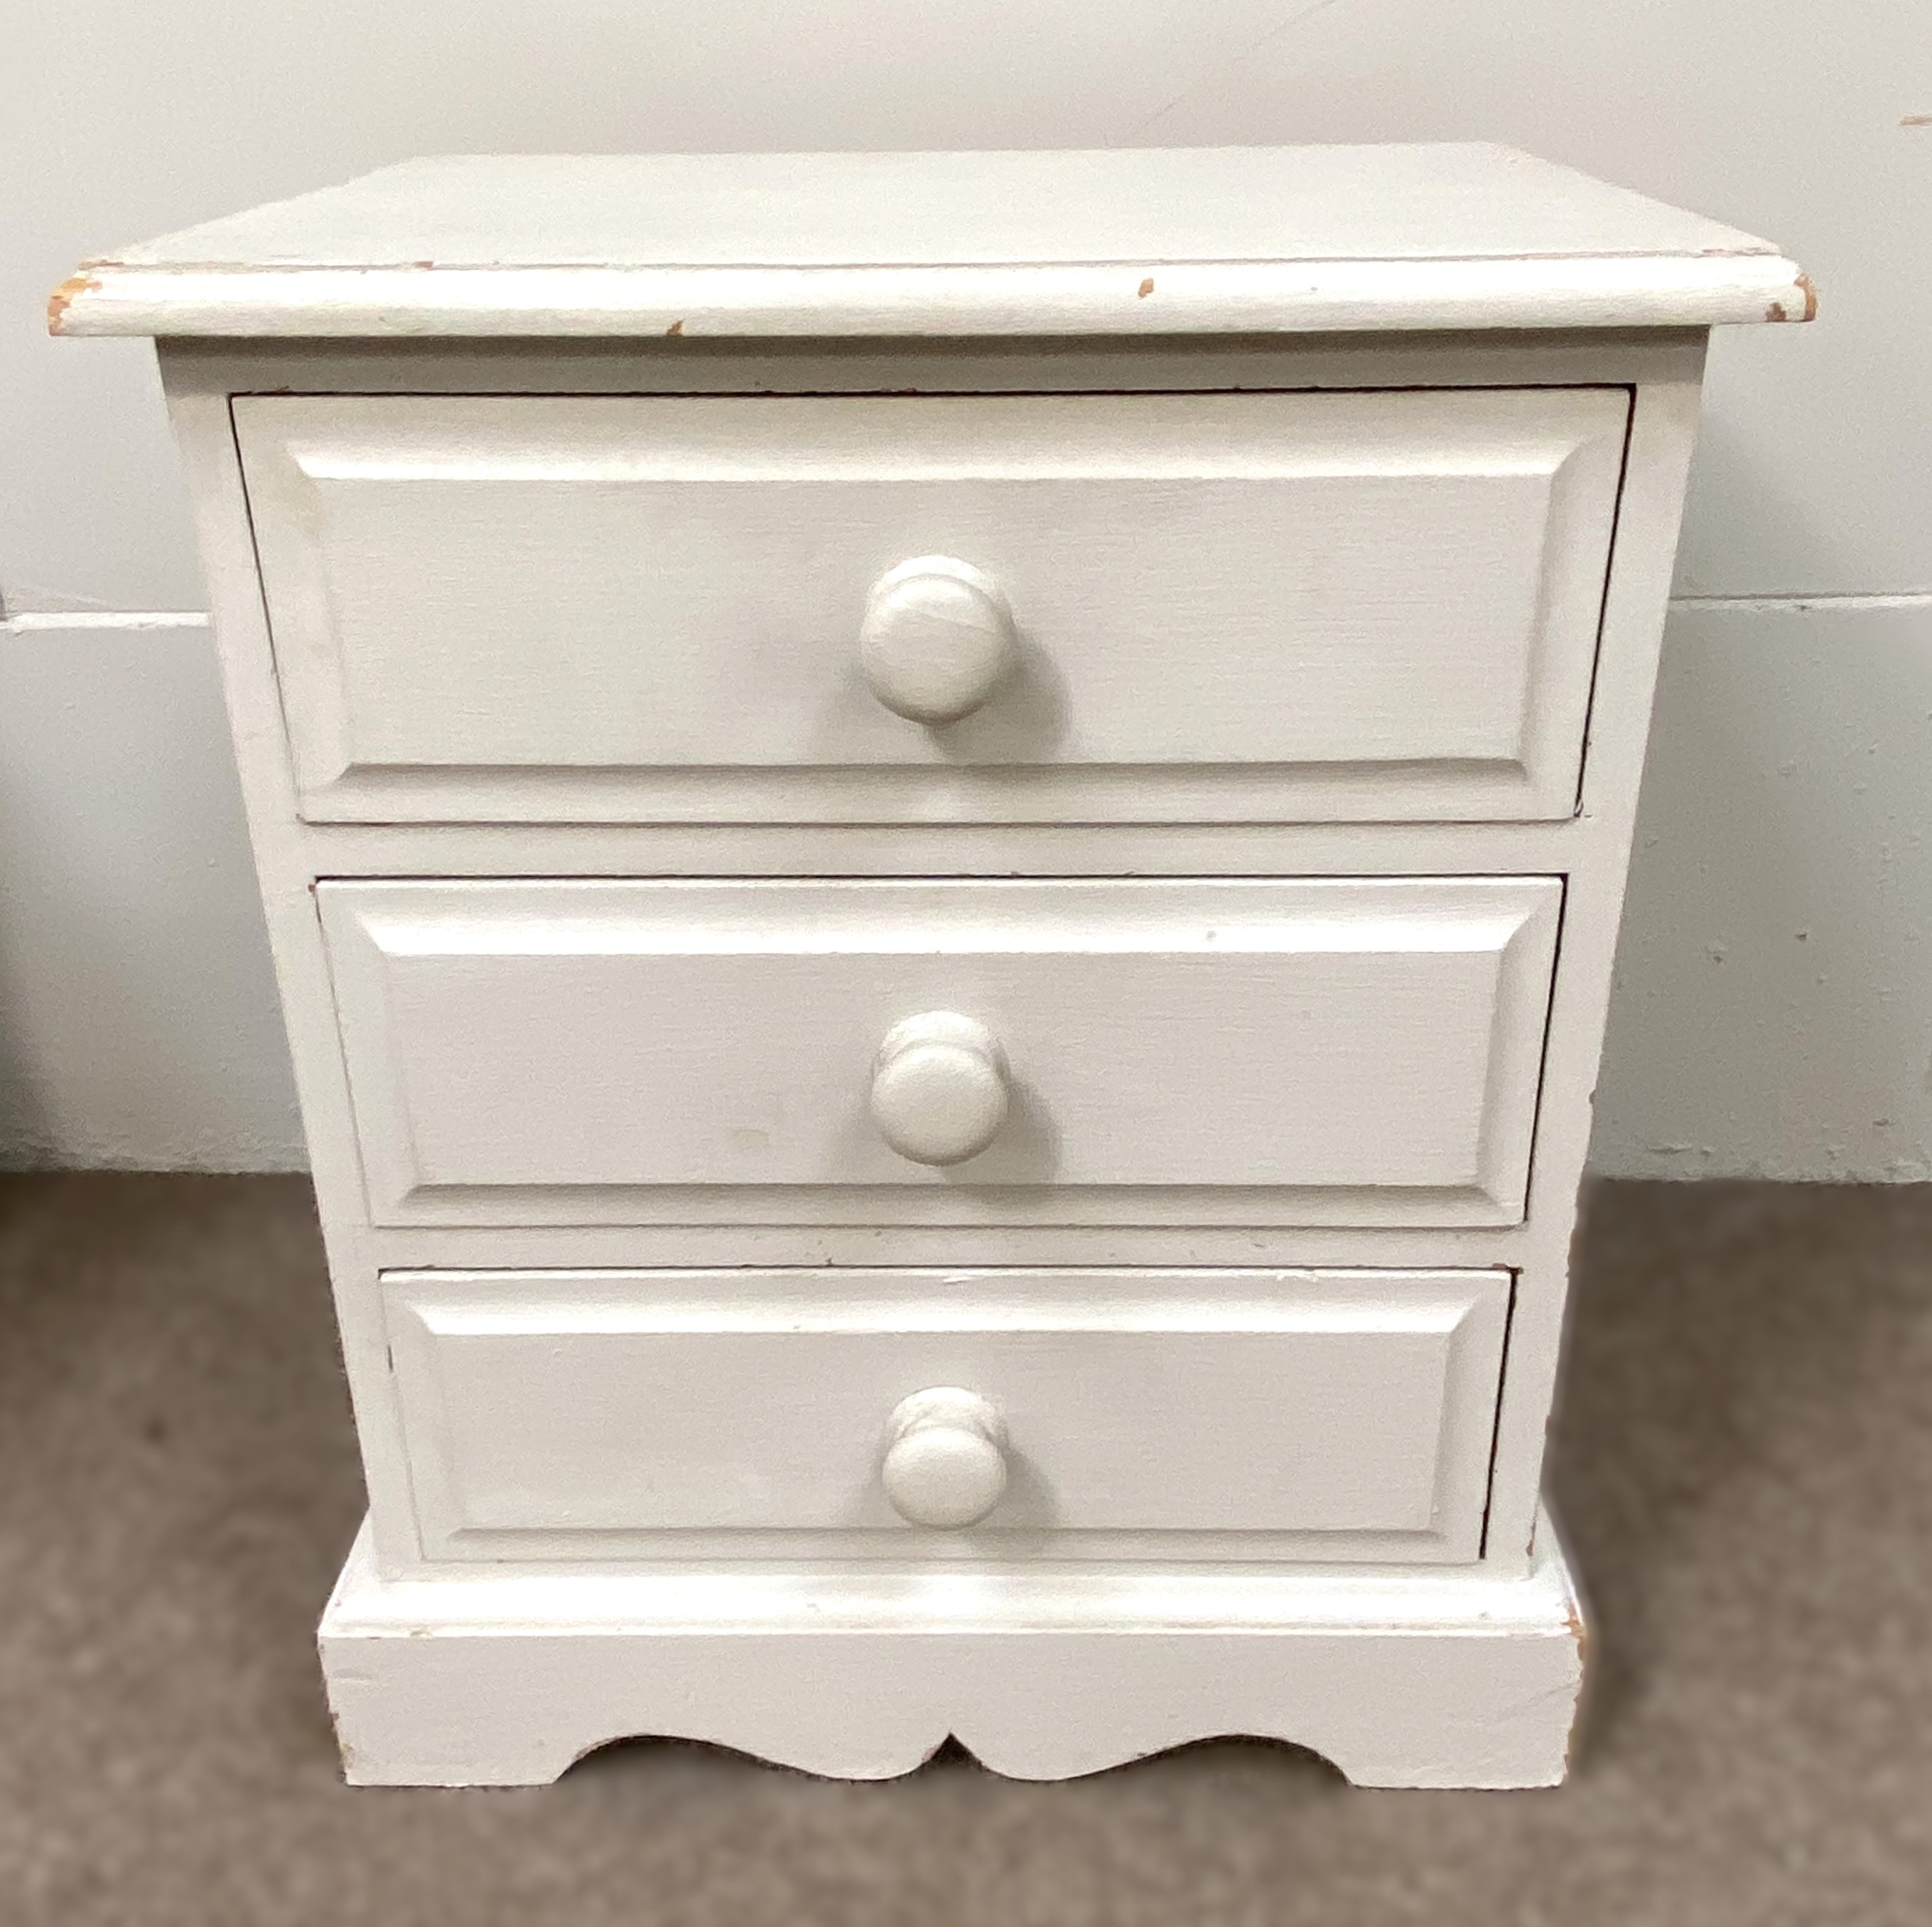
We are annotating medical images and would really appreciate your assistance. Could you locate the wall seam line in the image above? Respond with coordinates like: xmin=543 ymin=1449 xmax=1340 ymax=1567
xmin=9 ymin=592 xmax=1932 ymax=637
xmin=1668 ymin=592 xmax=1932 ymax=612
xmin=4 ymin=610 xmax=210 ymax=633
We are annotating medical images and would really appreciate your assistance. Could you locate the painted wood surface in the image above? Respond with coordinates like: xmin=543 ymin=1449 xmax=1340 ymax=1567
xmin=152 ymin=335 xmax=1695 ymax=1790
xmin=118 ymin=146 xmax=1768 ymax=1786
xmin=879 ymin=1388 xmax=1010 ymax=1528
xmin=383 ymin=1267 xmax=1509 ymax=1564
xmin=319 ymin=1508 xmax=1585 ymax=1788
xmin=316 ymin=878 xmax=1560 ymax=1227
xmin=235 ymin=389 xmax=1627 ymax=824
xmin=50 ymin=146 xmax=1807 ymax=338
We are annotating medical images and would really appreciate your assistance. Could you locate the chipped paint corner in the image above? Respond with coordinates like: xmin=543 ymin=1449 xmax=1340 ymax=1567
xmin=1559 ymin=1590 xmax=1590 ymax=1777
xmin=1764 ymin=269 xmax=1818 ymax=325
xmin=1563 ymin=1594 xmax=1590 ymax=1665
xmin=46 ymin=273 xmax=101 ymax=335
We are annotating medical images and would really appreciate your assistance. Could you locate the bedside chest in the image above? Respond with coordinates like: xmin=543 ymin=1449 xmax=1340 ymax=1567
xmin=54 ymin=144 xmax=1808 ymax=1788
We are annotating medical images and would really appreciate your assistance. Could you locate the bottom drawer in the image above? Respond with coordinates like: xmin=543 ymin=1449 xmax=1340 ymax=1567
xmin=384 ymin=1268 xmax=1510 ymax=1565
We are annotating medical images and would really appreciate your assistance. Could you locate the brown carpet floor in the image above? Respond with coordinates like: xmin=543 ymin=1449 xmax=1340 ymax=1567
xmin=0 ymin=1175 xmax=1927 ymax=1925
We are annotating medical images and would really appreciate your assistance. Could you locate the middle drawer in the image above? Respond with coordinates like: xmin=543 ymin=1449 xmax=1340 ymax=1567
xmin=319 ymin=877 xmax=1560 ymax=1230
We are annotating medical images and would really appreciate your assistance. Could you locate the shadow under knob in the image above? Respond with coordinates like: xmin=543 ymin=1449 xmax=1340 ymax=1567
xmin=869 ymin=1010 xmax=1010 ymax=1166
xmin=881 ymin=1387 xmax=1009 ymax=1528
xmin=859 ymin=555 xmax=1017 ymax=723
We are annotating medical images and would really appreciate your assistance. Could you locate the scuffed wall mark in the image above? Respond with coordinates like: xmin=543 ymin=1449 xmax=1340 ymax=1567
xmin=1128 ymin=0 xmax=1354 ymax=136
xmin=1901 ymin=114 xmax=1932 ymax=126
xmin=46 ymin=274 xmax=99 ymax=334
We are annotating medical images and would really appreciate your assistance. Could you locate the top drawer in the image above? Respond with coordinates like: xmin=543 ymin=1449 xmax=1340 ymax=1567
xmin=234 ymin=388 xmax=1629 ymax=827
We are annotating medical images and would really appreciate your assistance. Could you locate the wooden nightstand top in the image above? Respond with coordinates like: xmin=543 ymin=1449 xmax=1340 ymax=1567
xmin=50 ymin=144 xmax=1810 ymax=340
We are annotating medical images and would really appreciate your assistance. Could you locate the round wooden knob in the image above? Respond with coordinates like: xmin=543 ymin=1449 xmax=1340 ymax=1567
xmin=881 ymin=1388 xmax=1008 ymax=1528
xmin=870 ymin=1011 xmax=1010 ymax=1166
xmin=859 ymin=556 xmax=1016 ymax=723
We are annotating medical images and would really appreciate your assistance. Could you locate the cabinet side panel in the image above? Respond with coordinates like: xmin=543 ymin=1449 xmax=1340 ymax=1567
xmin=1485 ymin=367 xmax=1707 ymax=1565
xmin=157 ymin=350 xmax=419 ymax=1570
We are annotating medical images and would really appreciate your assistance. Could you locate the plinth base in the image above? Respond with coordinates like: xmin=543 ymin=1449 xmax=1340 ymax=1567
xmin=320 ymin=1508 xmax=1585 ymax=1788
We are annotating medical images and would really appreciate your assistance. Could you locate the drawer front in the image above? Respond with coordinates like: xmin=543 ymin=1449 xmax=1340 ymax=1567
xmin=237 ymin=388 xmax=1628 ymax=825
xmin=318 ymin=877 xmax=1560 ymax=1229
xmin=383 ymin=1268 xmax=1511 ymax=1564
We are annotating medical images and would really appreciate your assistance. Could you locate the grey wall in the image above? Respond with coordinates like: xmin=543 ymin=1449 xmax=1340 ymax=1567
xmin=4 ymin=3 xmax=1929 ymax=1175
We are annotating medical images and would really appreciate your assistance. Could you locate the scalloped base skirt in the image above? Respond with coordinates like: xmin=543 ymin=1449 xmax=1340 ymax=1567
xmin=320 ymin=1505 xmax=1586 ymax=1788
